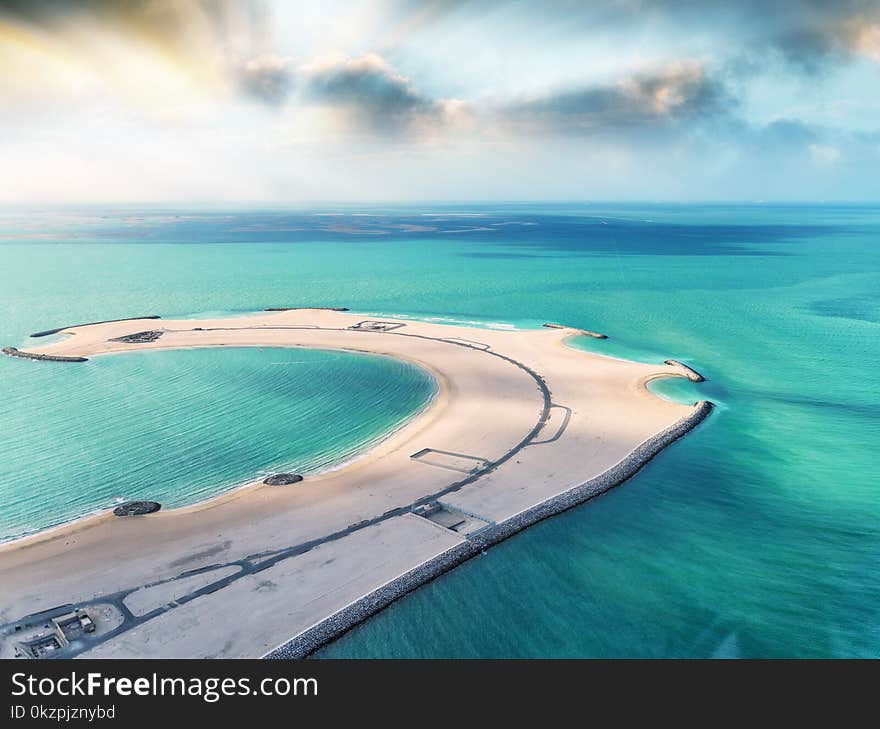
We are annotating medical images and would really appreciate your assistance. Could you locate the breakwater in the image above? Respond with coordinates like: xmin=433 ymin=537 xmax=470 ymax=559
xmin=264 ymin=399 xmax=713 ymax=659
xmin=2 ymin=347 xmax=88 ymax=363
xmin=665 ymin=359 xmax=706 ymax=382
xmin=543 ymin=322 xmax=607 ymax=339
xmin=31 ymin=316 xmax=161 ymax=338
xmin=264 ymin=307 xmax=349 ymax=312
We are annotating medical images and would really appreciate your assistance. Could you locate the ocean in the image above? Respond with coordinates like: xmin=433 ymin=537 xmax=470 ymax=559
xmin=0 ymin=203 xmax=878 ymax=657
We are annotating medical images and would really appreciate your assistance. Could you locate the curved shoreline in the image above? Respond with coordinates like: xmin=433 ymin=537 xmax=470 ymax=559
xmin=0 ymin=345 xmax=443 ymax=549
xmin=265 ymin=400 xmax=713 ymax=658
xmin=0 ymin=322 xmax=694 ymax=550
xmin=0 ymin=308 xmax=711 ymax=659
xmin=0 ymin=330 xmax=695 ymax=550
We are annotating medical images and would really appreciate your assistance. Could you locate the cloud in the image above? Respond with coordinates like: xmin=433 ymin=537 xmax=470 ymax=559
xmin=1 ymin=0 xmax=878 ymax=203
xmin=236 ymin=53 xmax=294 ymax=105
xmin=279 ymin=55 xmax=741 ymax=143
xmin=853 ymin=21 xmax=880 ymax=60
xmin=390 ymin=1 xmax=880 ymax=71
xmin=296 ymin=53 xmax=471 ymax=134
xmin=498 ymin=61 xmax=732 ymax=136
xmin=760 ymin=3 xmax=880 ymax=70
xmin=288 ymin=54 xmax=734 ymax=140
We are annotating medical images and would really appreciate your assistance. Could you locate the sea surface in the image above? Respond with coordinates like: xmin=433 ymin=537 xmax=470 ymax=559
xmin=0 ymin=203 xmax=878 ymax=657
xmin=0 ymin=347 xmax=435 ymax=540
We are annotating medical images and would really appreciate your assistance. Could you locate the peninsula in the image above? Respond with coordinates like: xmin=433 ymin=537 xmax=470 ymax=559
xmin=0 ymin=309 xmax=710 ymax=659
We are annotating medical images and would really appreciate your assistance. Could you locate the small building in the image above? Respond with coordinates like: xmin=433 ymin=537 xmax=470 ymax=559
xmin=14 ymin=609 xmax=95 ymax=658
xmin=16 ymin=633 xmax=64 ymax=658
xmin=52 ymin=610 xmax=96 ymax=641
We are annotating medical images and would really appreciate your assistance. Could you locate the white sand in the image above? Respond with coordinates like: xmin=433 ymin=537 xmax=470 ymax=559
xmin=0 ymin=309 xmax=700 ymax=657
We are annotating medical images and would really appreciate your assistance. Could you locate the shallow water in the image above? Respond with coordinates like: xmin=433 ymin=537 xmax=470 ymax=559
xmin=1 ymin=203 xmax=878 ymax=656
xmin=0 ymin=347 xmax=434 ymax=541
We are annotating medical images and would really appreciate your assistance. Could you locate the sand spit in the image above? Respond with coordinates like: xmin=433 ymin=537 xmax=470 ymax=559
xmin=265 ymin=403 xmax=711 ymax=658
xmin=0 ymin=309 xmax=711 ymax=659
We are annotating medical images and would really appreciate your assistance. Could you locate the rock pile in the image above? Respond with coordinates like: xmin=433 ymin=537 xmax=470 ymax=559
xmin=263 ymin=473 xmax=304 ymax=486
xmin=110 ymin=331 xmax=164 ymax=344
xmin=2 ymin=347 xmax=87 ymax=363
xmin=113 ymin=501 xmax=162 ymax=517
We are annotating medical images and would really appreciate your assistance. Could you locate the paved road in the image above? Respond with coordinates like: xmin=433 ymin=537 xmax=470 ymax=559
xmin=2 ymin=323 xmax=554 ymax=658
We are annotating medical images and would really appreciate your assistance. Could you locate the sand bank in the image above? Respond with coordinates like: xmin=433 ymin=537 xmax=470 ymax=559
xmin=0 ymin=309 xmax=710 ymax=658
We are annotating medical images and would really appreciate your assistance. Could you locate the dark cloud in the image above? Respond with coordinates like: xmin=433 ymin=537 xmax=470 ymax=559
xmin=734 ymin=1 xmax=879 ymax=71
xmin=298 ymin=54 xmax=465 ymax=133
xmin=287 ymin=53 xmax=738 ymax=140
xmin=499 ymin=62 xmax=733 ymax=136
xmin=292 ymin=54 xmax=735 ymax=140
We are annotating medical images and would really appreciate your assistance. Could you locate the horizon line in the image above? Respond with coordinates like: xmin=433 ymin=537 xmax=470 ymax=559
xmin=2 ymin=200 xmax=880 ymax=210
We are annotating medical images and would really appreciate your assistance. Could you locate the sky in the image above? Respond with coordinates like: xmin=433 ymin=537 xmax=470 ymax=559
xmin=0 ymin=0 xmax=879 ymax=203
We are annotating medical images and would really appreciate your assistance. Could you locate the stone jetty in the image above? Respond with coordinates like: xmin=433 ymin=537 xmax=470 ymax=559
xmin=264 ymin=307 xmax=349 ymax=312
xmin=2 ymin=347 xmax=87 ymax=363
xmin=665 ymin=359 xmax=706 ymax=382
xmin=265 ymin=400 xmax=713 ymax=659
xmin=543 ymin=322 xmax=608 ymax=339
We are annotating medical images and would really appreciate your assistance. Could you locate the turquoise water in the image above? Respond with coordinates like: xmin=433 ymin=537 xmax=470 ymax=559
xmin=1 ymin=204 xmax=878 ymax=656
xmin=0 ymin=347 xmax=435 ymax=541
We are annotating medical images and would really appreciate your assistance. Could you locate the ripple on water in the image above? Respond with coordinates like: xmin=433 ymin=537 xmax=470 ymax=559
xmin=0 ymin=346 xmax=436 ymax=542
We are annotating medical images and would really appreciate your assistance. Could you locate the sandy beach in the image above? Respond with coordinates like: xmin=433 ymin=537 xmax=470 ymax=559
xmin=0 ymin=309 xmax=708 ymax=658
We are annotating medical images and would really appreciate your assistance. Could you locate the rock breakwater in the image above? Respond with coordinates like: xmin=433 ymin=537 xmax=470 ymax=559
xmin=2 ymin=347 xmax=87 ymax=363
xmin=665 ymin=359 xmax=706 ymax=382
xmin=264 ymin=399 xmax=713 ymax=658
xmin=543 ymin=323 xmax=607 ymax=339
